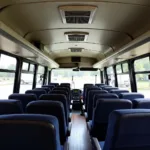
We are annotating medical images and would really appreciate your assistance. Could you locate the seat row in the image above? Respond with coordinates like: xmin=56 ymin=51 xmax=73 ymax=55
xmin=83 ymin=83 xmax=150 ymax=149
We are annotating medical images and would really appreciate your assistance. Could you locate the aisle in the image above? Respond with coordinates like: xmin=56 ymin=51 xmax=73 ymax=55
xmin=68 ymin=113 xmax=92 ymax=150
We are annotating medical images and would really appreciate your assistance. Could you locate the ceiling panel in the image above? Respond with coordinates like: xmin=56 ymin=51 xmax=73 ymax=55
xmin=0 ymin=0 xmax=150 ymax=65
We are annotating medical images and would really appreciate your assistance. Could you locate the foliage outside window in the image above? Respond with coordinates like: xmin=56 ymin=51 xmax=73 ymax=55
xmin=122 ymin=63 xmax=129 ymax=73
xmin=134 ymin=57 xmax=150 ymax=72
xmin=116 ymin=64 xmax=122 ymax=73
xmin=134 ymin=57 xmax=150 ymax=98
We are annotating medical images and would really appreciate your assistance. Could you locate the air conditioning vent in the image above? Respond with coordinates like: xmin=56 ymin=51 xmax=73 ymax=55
xmin=70 ymin=48 xmax=83 ymax=52
xmin=65 ymin=32 xmax=89 ymax=42
xmin=59 ymin=5 xmax=97 ymax=24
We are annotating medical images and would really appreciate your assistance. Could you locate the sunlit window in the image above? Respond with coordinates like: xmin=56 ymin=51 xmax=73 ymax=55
xmin=0 ymin=54 xmax=16 ymax=98
xmin=134 ymin=57 xmax=150 ymax=98
xmin=36 ymin=66 xmax=45 ymax=87
xmin=51 ymin=69 xmax=101 ymax=89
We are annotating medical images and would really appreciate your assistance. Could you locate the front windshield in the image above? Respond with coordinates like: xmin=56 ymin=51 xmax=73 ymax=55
xmin=51 ymin=69 xmax=100 ymax=90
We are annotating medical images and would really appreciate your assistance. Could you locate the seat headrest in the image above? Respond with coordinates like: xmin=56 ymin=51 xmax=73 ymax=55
xmin=94 ymin=99 xmax=132 ymax=123
xmin=119 ymin=93 xmax=144 ymax=100
xmin=40 ymin=94 xmax=67 ymax=100
xmin=132 ymin=98 xmax=150 ymax=108
xmin=104 ymin=109 xmax=150 ymax=150
xmin=0 ymin=100 xmax=23 ymax=114
xmin=0 ymin=114 xmax=61 ymax=150
xmin=26 ymin=90 xmax=46 ymax=99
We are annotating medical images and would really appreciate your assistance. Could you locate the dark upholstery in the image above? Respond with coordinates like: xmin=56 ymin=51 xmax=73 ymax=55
xmin=83 ymin=84 xmax=94 ymax=102
xmin=9 ymin=94 xmax=37 ymax=112
xmin=49 ymin=83 xmax=59 ymax=87
xmin=25 ymin=89 xmax=46 ymax=99
xmin=35 ymin=87 xmax=50 ymax=93
xmin=132 ymin=98 xmax=150 ymax=108
xmin=119 ymin=93 xmax=144 ymax=101
xmin=110 ymin=89 xmax=129 ymax=97
xmin=0 ymin=114 xmax=61 ymax=150
xmin=93 ymin=93 xmax=118 ymax=108
xmin=85 ymin=87 xmax=100 ymax=110
xmin=91 ymin=99 xmax=132 ymax=141
xmin=39 ymin=94 xmax=69 ymax=125
xmin=87 ymin=90 xmax=108 ymax=120
xmin=50 ymin=90 xmax=69 ymax=105
xmin=0 ymin=100 xmax=23 ymax=114
xmin=95 ymin=84 xmax=105 ymax=87
xmin=103 ymin=109 xmax=150 ymax=150
xmin=26 ymin=101 xmax=67 ymax=144
xmin=103 ymin=87 xmax=118 ymax=92
xmin=42 ymin=85 xmax=55 ymax=90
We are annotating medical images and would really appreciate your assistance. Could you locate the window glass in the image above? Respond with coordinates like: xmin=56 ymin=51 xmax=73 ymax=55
xmin=122 ymin=63 xmax=129 ymax=73
xmin=20 ymin=73 xmax=33 ymax=93
xmin=51 ymin=69 xmax=101 ymax=90
xmin=107 ymin=67 xmax=115 ymax=86
xmin=136 ymin=73 xmax=150 ymax=98
xmin=0 ymin=72 xmax=15 ymax=98
xmin=36 ymin=66 xmax=45 ymax=87
xmin=117 ymin=74 xmax=131 ymax=91
xmin=0 ymin=54 xmax=16 ymax=70
xmin=29 ymin=64 xmax=34 ymax=72
xmin=134 ymin=57 xmax=150 ymax=72
xmin=116 ymin=65 xmax=122 ymax=73
xmin=107 ymin=67 xmax=114 ymax=75
xmin=22 ymin=62 xmax=29 ymax=71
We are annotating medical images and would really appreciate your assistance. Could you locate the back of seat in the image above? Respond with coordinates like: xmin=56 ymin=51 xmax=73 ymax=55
xmin=35 ymin=87 xmax=50 ymax=93
xmin=120 ymin=93 xmax=144 ymax=101
xmin=42 ymin=85 xmax=55 ymax=90
xmin=9 ymin=94 xmax=37 ymax=112
xmin=87 ymin=90 xmax=108 ymax=120
xmin=103 ymin=109 xmax=150 ymax=150
xmin=49 ymin=83 xmax=59 ymax=87
xmin=39 ymin=94 xmax=69 ymax=125
xmin=132 ymin=98 xmax=150 ymax=108
xmin=25 ymin=90 xmax=46 ymax=99
xmin=91 ymin=99 xmax=132 ymax=141
xmin=50 ymin=90 xmax=69 ymax=105
xmin=93 ymin=93 xmax=119 ymax=108
xmin=95 ymin=84 xmax=105 ymax=87
xmin=103 ymin=87 xmax=118 ymax=92
xmin=0 ymin=114 xmax=61 ymax=150
xmin=0 ymin=100 xmax=23 ymax=114
xmin=85 ymin=87 xmax=100 ymax=109
xmin=26 ymin=101 xmax=67 ymax=145
xmin=110 ymin=89 xmax=129 ymax=97
xmin=83 ymin=84 xmax=94 ymax=102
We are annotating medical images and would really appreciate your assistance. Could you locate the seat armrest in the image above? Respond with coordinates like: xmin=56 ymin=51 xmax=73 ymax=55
xmin=92 ymin=138 xmax=102 ymax=150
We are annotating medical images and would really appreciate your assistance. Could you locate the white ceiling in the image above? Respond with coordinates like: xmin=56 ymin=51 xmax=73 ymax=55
xmin=0 ymin=0 xmax=150 ymax=67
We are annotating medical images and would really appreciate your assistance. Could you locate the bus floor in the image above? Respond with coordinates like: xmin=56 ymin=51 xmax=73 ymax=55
xmin=68 ymin=111 xmax=92 ymax=150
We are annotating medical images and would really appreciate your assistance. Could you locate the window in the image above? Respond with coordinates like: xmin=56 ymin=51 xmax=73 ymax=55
xmin=22 ymin=62 xmax=29 ymax=71
xmin=36 ymin=66 xmax=45 ymax=87
xmin=51 ymin=69 xmax=101 ymax=89
xmin=116 ymin=64 xmax=122 ymax=73
xmin=116 ymin=62 xmax=131 ymax=91
xmin=0 ymin=54 xmax=16 ymax=98
xmin=107 ymin=66 xmax=115 ymax=86
xmin=134 ymin=57 xmax=150 ymax=98
xmin=134 ymin=57 xmax=150 ymax=72
xmin=135 ymin=73 xmax=150 ymax=98
xmin=20 ymin=62 xmax=35 ymax=93
xmin=122 ymin=63 xmax=129 ymax=73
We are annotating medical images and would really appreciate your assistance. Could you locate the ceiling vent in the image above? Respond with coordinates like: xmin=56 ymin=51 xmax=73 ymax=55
xmin=65 ymin=32 xmax=89 ymax=42
xmin=59 ymin=5 xmax=97 ymax=24
xmin=69 ymin=48 xmax=83 ymax=52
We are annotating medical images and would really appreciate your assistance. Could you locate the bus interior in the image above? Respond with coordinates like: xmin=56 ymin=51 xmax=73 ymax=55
xmin=0 ymin=0 xmax=150 ymax=150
